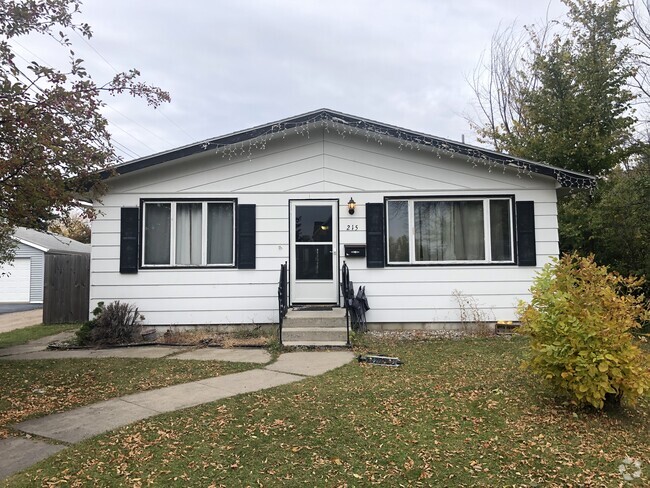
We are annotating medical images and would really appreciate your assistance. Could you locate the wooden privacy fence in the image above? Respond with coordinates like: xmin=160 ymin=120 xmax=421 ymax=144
xmin=43 ymin=253 xmax=90 ymax=324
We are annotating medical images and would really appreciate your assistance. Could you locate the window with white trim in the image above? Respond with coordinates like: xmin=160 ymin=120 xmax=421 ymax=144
xmin=142 ymin=201 xmax=235 ymax=266
xmin=386 ymin=198 xmax=514 ymax=264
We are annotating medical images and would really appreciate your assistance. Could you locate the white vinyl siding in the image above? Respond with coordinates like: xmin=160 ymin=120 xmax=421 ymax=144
xmin=91 ymin=127 xmax=559 ymax=325
xmin=5 ymin=243 xmax=44 ymax=303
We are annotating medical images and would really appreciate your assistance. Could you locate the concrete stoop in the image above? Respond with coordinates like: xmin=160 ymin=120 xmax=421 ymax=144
xmin=281 ymin=308 xmax=348 ymax=346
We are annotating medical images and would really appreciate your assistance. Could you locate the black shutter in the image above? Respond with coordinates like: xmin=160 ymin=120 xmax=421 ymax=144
xmin=120 ymin=207 xmax=139 ymax=274
xmin=366 ymin=203 xmax=385 ymax=268
xmin=237 ymin=204 xmax=256 ymax=269
xmin=516 ymin=201 xmax=536 ymax=266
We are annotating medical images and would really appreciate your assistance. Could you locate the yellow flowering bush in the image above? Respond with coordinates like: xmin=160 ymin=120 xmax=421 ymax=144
xmin=518 ymin=253 xmax=650 ymax=409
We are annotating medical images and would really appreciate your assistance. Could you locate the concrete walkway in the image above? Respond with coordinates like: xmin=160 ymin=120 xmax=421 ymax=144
xmin=0 ymin=331 xmax=75 ymax=357
xmin=0 ymin=337 xmax=271 ymax=363
xmin=0 ymin=304 xmax=42 ymax=315
xmin=0 ymin=336 xmax=354 ymax=480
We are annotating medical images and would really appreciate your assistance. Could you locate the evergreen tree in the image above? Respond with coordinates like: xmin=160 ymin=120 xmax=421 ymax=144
xmin=482 ymin=0 xmax=637 ymax=176
xmin=470 ymin=1 xmax=648 ymax=283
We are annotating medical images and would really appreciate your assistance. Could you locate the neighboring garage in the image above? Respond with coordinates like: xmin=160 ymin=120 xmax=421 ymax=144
xmin=0 ymin=227 xmax=90 ymax=304
xmin=0 ymin=258 xmax=31 ymax=302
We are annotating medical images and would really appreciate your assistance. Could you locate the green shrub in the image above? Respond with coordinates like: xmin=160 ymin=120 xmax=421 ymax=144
xmin=77 ymin=301 xmax=145 ymax=345
xmin=75 ymin=321 xmax=94 ymax=345
xmin=75 ymin=302 xmax=104 ymax=346
xmin=518 ymin=253 xmax=650 ymax=409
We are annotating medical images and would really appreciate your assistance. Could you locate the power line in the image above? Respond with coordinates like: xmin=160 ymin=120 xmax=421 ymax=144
xmin=71 ymin=31 xmax=176 ymax=146
xmin=104 ymin=102 xmax=170 ymax=146
xmin=157 ymin=106 xmax=196 ymax=141
xmin=72 ymin=30 xmax=196 ymax=143
xmin=10 ymin=39 xmax=157 ymax=157
xmin=12 ymin=39 xmax=52 ymax=68
xmin=112 ymin=138 xmax=141 ymax=159
xmin=72 ymin=29 xmax=121 ymax=73
xmin=7 ymin=47 xmax=141 ymax=162
xmin=106 ymin=118 xmax=158 ymax=153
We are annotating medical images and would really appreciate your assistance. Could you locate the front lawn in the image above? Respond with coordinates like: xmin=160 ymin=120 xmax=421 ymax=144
xmin=7 ymin=335 xmax=649 ymax=486
xmin=0 ymin=358 xmax=260 ymax=439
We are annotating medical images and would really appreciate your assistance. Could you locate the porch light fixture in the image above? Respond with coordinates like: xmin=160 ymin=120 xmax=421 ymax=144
xmin=348 ymin=197 xmax=356 ymax=215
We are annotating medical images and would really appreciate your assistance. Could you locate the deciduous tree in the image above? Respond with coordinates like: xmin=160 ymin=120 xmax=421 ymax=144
xmin=0 ymin=0 xmax=169 ymax=264
xmin=48 ymin=212 xmax=91 ymax=243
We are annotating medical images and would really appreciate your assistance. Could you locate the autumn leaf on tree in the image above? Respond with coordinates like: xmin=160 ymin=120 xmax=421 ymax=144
xmin=0 ymin=0 xmax=170 ymax=264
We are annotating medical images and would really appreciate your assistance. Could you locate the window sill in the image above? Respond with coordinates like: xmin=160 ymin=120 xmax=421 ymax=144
xmin=385 ymin=262 xmax=518 ymax=267
xmin=140 ymin=265 xmax=237 ymax=270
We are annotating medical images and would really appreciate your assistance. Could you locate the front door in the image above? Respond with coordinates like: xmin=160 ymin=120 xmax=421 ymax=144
xmin=290 ymin=200 xmax=339 ymax=304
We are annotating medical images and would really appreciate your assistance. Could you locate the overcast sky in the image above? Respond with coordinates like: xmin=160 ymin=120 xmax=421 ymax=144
xmin=15 ymin=0 xmax=568 ymax=160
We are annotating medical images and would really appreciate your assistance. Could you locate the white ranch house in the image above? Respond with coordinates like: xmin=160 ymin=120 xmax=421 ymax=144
xmin=90 ymin=109 xmax=594 ymax=332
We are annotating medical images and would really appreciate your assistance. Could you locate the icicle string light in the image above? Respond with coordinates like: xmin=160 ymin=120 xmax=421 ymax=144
xmin=198 ymin=110 xmax=595 ymax=190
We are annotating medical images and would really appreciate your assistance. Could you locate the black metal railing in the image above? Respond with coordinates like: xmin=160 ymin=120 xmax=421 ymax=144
xmin=278 ymin=261 xmax=288 ymax=342
xmin=341 ymin=262 xmax=351 ymax=344
xmin=340 ymin=261 xmax=368 ymax=341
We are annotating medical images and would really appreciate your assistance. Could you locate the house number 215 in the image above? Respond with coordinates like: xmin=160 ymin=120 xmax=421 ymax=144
xmin=346 ymin=224 xmax=359 ymax=231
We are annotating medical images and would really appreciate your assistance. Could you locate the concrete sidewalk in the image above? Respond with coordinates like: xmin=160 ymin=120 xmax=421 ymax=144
xmin=0 ymin=345 xmax=354 ymax=480
xmin=0 ymin=336 xmax=271 ymax=363
xmin=0 ymin=331 xmax=75 ymax=357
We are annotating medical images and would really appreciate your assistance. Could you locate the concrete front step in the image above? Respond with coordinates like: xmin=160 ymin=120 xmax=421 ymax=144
xmin=283 ymin=340 xmax=349 ymax=347
xmin=281 ymin=308 xmax=348 ymax=345
xmin=283 ymin=308 xmax=347 ymax=328
xmin=282 ymin=326 xmax=348 ymax=343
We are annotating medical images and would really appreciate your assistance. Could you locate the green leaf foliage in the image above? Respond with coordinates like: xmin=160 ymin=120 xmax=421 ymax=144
xmin=518 ymin=253 xmax=650 ymax=410
xmin=0 ymin=0 xmax=169 ymax=264
xmin=559 ymin=158 xmax=650 ymax=291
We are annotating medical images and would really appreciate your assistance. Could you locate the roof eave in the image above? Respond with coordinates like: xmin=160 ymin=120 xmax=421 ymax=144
xmin=11 ymin=236 xmax=49 ymax=253
xmin=101 ymin=108 xmax=596 ymax=189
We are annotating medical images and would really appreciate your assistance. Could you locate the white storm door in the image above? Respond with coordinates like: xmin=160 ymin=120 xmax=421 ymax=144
xmin=0 ymin=258 xmax=31 ymax=303
xmin=290 ymin=200 xmax=339 ymax=304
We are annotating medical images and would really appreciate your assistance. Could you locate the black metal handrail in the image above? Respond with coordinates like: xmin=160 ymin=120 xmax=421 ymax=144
xmin=278 ymin=261 xmax=288 ymax=342
xmin=341 ymin=262 xmax=351 ymax=345
xmin=341 ymin=261 xmax=368 ymax=340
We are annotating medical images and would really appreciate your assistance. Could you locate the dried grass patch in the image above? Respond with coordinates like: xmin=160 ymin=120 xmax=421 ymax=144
xmin=158 ymin=329 xmax=273 ymax=348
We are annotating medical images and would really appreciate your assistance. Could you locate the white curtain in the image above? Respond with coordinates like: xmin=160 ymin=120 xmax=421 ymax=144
xmin=207 ymin=203 xmax=234 ymax=264
xmin=176 ymin=203 xmax=202 ymax=265
xmin=453 ymin=201 xmax=484 ymax=260
xmin=415 ymin=201 xmax=484 ymax=261
xmin=144 ymin=203 xmax=171 ymax=264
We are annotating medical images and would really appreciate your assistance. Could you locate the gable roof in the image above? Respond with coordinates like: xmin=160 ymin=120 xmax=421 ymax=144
xmin=12 ymin=227 xmax=90 ymax=255
xmin=103 ymin=108 xmax=596 ymax=188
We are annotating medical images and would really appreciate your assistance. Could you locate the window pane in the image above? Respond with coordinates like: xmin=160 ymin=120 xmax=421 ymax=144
xmin=387 ymin=201 xmax=409 ymax=262
xmin=176 ymin=203 xmax=202 ymax=265
xmin=207 ymin=203 xmax=234 ymax=264
xmin=490 ymin=200 xmax=512 ymax=261
xmin=295 ymin=206 xmax=332 ymax=242
xmin=144 ymin=203 xmax=171 ymax=265
xmin=414 ymin=201 xmax=485 ymax=261
xmin=295 ymin=244 xmax=333 ymax=279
